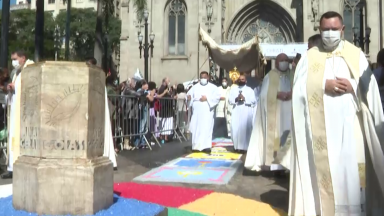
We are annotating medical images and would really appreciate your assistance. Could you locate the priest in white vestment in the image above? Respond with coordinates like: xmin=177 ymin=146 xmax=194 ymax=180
xmin=290 ymin=11 xmax=384 ymax=216
xmin=229 ymin=74 xmax=256 ymax=151
xmin=187 ymin=71 xmax=221 ymax=152
xmin=1 ymin=51 xmax=34 ymax=179
xmin=86 ymin=58 xmax=117 ymax=169
xmin=213 ymin=78 xmax=230 ymax=138
xmin=244 ymin=53 xmax=292 ymax=172
xmin=253 ymin=78 xmax=262 ymax=126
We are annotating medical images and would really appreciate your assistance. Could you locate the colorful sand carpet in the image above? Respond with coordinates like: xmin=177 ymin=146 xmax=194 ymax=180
xmin=133 ymin=158 xmax=241 ymax=185
xmin=134 ymin=147 xmax=242 ymax=185
xmin=0 ymin=183 xmax=287 ymax=216
xmin=114 ymin=182 xmax=287 ymax=216
xmin=212 ymin=138 xmax=233 ymax=147
xmin=0 ymin=139 xmax=287 ymax=216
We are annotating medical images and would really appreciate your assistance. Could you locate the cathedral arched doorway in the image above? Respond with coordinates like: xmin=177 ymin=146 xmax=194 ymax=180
xmin=226 ymin=0 xmax=297 ymax=73
xmin=226 ymin=0 xmax=297 ymax=44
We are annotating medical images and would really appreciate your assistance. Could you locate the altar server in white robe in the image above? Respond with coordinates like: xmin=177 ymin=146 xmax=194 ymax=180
xmin=244 ymin=53 xmax=292 ymax=172
xmin=103 ymin=86 xmax=117 ymax=169
xmin=188 ymin=71 xmax=221 ymax=152
xmin=213 ymin=78 xmax=230 ymax=138
xmin=252 ymin=78 xmax=262 ymax=126
xmin=229 ymin=74 xmax=256 ymax=151
xmin=289 ymin=11 xmax=384 ymax=216
xmin=86 ymin=57 xmax=117 ymax=169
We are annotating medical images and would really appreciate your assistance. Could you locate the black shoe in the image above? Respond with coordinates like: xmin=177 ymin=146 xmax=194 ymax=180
xmin=113 ymin=167 xmax=118 ymax=171
xmin=274 ymin=170 xmax=287 ymax=178
xmin=202 ymin=148 xmax=211 ymax=154
xmin=1 ymin=172 xmax=12 ymax=179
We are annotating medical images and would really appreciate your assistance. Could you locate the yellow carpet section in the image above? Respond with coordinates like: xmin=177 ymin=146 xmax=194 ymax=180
xmin=186 ymin=152 xmax=241 ymax=160
xmin=179 ymin=193 xmax=287 ymax=216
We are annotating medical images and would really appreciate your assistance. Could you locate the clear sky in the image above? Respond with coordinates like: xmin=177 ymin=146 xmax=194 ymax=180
xmin=0 ymin=0 xmax=18 ymax=10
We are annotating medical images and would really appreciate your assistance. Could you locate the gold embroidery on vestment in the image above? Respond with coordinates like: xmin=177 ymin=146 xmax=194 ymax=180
xmin=358 ymin=163 xmax=366 ymax=188
xmin=309 ymin=93 xmax=322 ymax=108
xmin=313 ymin=137 xmax=327 ymax=152
xmin=320 ymin=174 xmax=333 ymax=190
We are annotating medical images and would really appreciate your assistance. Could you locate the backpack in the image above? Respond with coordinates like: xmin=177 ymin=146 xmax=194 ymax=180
xmin=154 ymin=99 xmax=160 ymax=112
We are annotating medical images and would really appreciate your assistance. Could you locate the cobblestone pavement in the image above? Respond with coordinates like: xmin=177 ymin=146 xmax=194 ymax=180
xmin=0 ymin=140 xmax=289 ymax=212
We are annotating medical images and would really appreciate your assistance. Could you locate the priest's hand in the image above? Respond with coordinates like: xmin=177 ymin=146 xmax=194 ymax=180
xmin=277 ymin=92 xmax=287 ymax=100
xmin=7 ymin=83 xmax=14 ymax=92
xmin=325 ymin=79 xmax=347 ymax=96
xmin=200 ymin=95 xmax=207 ymax=102
xmin=285 ymin=91 xmax=292 ymax=101
xmin=187 ymin=95 xmax=191 ymax=101
xmin=336 ymin=77 xmax=354 ymax=95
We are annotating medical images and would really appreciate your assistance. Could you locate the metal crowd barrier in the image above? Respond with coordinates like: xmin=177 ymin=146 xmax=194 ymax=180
xmin=0 ymin=102 xmax=8 ymax=167
xmin=108 ymin=94 xmax=152 ymax=150
xmin=107 ymin=94 xmax=189 ymax=151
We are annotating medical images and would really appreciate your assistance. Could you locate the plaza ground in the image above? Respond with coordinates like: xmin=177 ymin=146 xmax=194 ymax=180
xmin=0 ymin=140 xmax=289 ymax=213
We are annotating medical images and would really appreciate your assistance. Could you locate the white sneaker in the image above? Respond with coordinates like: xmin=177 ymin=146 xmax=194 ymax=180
xmin=123 ymin=139 xmax=130 ymax=150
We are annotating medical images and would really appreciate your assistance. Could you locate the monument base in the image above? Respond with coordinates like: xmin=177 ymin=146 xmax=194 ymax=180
xmin=13 ymin=156 xmax=113 ymax=215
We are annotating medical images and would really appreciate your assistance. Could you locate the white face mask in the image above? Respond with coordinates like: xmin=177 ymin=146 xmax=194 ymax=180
xmin=200 ymin=78 xmax=208 ymax=85
xmin=12 ymin=60 xmax=20 ymax=69
xmin=321 ymin=30 xmax=341 ymax=50
xmin=278 ymin=61 xmax=289 ymax=72
xmin=222 ymin=82 xmax=227 ymax=87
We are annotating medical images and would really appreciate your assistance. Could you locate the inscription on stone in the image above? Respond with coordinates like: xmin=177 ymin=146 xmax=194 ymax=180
xmin=20 ymin=127 xmax=103 ymax=150
xmin=21 ymin=127 xmax=39 ymax=149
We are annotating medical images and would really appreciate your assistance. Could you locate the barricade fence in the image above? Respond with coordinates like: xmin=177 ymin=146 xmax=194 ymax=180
xmin=0 ymin=102 xmax=8 ymax=167
xmin=0 ymin=95 xmax=189 ymax=160
xmin=107 ymin=94 xmax=189 ymax=151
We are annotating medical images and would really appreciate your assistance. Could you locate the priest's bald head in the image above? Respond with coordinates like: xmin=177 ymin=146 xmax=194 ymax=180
xmin=275 ymin=53 xmax=289 ymax=72
xmin=238 ymin=73 xmax=247 ymax=87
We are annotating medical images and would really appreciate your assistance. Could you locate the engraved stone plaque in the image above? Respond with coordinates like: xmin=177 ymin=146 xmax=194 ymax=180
xmin=20 ymin=61 xmax=105 ymax=159
xmin=14 ymin=62 xmax=113 ymax=215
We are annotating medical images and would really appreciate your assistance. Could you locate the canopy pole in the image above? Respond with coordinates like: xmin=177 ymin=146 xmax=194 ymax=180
xmin=197 ymin=23 xmax=201 ymax=78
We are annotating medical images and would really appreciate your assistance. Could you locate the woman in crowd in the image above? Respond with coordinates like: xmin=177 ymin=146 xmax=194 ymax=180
xmin=147 ymin=82 xmax=169 ymax=144
xmin=175 ymin=84 xmax=187 ymax=134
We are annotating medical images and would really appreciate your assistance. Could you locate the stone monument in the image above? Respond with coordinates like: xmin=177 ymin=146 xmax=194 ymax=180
xmin=12 ymin=62 xmax=113 ymax=215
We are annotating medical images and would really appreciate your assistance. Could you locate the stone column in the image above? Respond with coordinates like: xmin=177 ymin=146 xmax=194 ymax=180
xmin=13 ymin=62 xmax=113 ymax=215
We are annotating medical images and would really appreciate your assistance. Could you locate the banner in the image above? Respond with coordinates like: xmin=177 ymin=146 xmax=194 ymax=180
xmin=220 ymin=43 xmax=308 ymax=58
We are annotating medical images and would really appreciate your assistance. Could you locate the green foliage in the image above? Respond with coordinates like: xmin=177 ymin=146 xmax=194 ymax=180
xmin=0 ymin=9 xmax=56 ymax=62
xmin=0 ymin=7 xmax=121 ymax=63
xmin=132 ymin=0 xmax=147 ymax=20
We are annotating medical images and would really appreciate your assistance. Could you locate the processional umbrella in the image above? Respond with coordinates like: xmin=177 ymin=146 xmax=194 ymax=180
xmin=198 ymin=27 xmax=266 ymax=74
